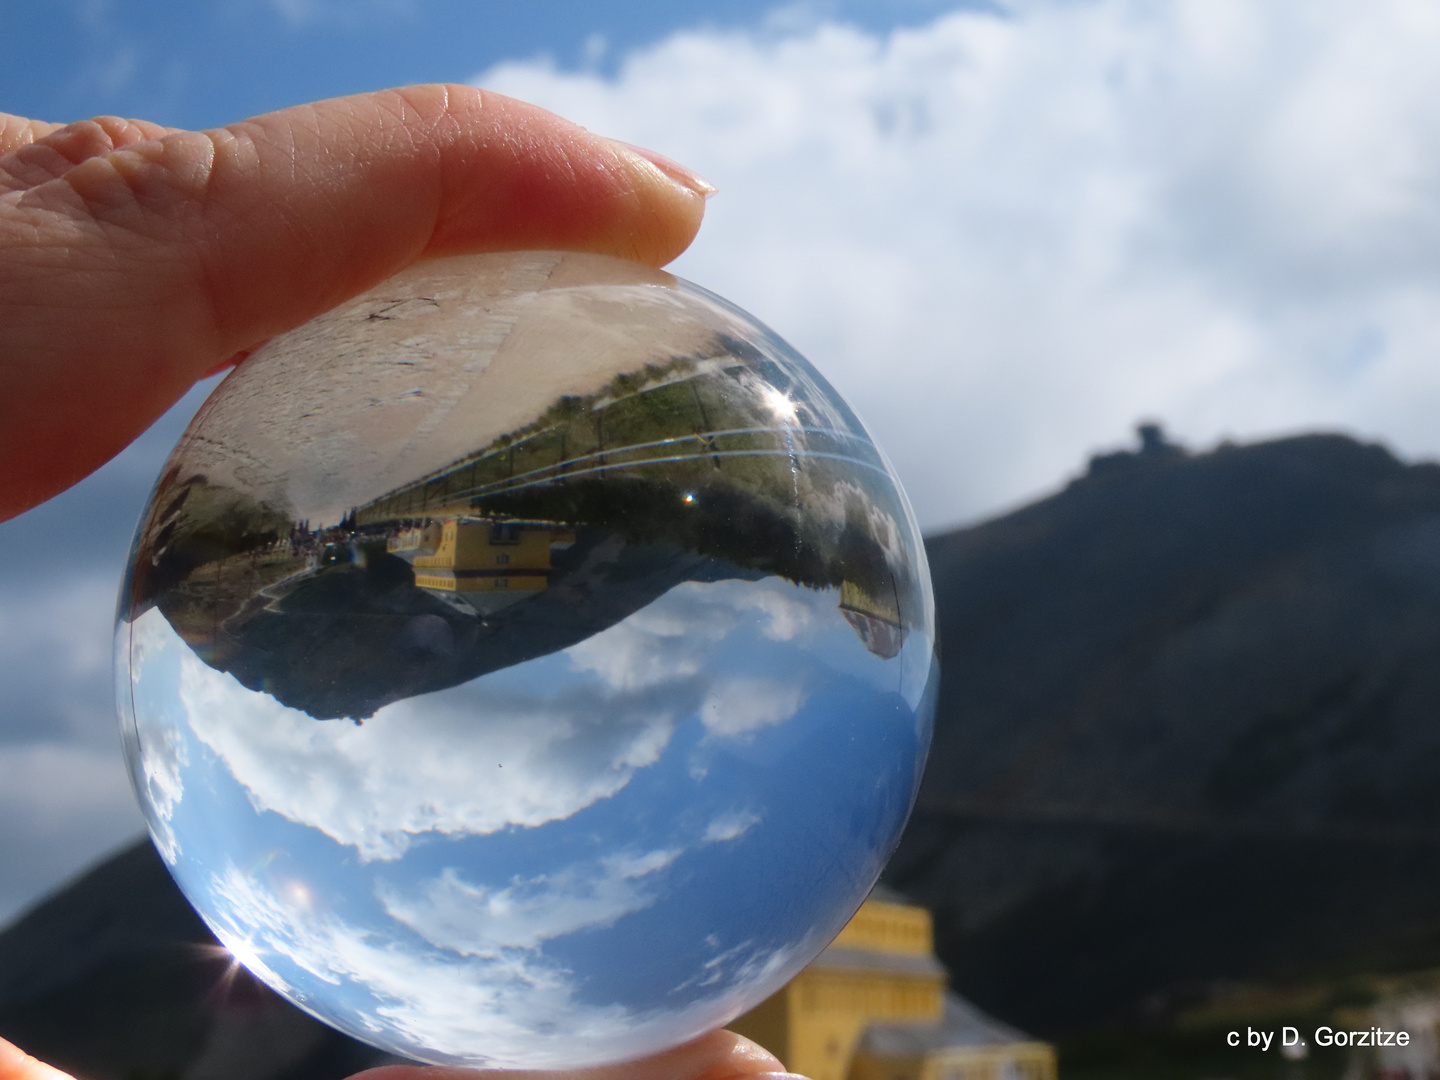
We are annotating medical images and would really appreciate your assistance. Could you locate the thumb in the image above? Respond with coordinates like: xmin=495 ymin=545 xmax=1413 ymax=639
xmin=0 ymin=1037 xmax=74 ymax=1080
xmin=352 ymin=1030 xmax=801 ymax=1080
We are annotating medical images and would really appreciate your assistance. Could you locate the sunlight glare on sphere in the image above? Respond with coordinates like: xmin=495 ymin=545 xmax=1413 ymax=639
xmin=116 ymin=251 xmax=937 ymax=1068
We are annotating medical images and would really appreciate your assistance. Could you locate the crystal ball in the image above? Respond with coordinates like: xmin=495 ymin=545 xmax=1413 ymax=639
xmin=116 ymin=251 xmax=937 ymax=1068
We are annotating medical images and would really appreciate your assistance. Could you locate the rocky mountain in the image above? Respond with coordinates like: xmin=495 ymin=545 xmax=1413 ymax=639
xmin=888 ymin=427 xmax=1440 ymax=1040
xmin=6 ymin=429 xmax=1440 ymax=1077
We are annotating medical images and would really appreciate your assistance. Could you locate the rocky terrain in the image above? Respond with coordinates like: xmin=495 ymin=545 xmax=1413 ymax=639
xmin=888 ymin=429 xmax=1440 ymax=1043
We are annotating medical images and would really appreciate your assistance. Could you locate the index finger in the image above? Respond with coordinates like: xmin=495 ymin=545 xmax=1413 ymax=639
xmin=0 ymin=84 xmax=713 ymax=520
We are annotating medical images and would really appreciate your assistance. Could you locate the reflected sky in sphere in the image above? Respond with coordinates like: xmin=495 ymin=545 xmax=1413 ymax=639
xmin=116 ymin=251 xmax=937 ymax=1068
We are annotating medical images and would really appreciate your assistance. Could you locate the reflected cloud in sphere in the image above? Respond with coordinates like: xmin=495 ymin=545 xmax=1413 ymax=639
xmin=117 ymin=251 xmax=936 ymax=1067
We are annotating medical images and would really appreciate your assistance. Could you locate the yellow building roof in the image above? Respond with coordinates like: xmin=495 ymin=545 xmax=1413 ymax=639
xmin=856 ymin=992 xmax=1034 ymax=1054
xmin=807 ymin=947 xmax=946 ymax=979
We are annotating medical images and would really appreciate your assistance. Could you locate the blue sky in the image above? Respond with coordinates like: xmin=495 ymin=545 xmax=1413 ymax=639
xmin=8 ymin=0 xmax=1440 ymax=930
xmin=2 ymin=0 xmax=972 ymax=130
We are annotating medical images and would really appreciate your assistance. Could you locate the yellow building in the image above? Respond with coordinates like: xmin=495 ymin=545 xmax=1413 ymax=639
xmin=729 ymin=891 xmax=1056 ymax=1080
xmin=838 ymin=580 xmax=906 ymax=660
xmin=388 ymin=518 xmax=574 ymax=611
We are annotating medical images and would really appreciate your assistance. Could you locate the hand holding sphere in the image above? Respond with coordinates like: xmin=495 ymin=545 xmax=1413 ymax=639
xmin=119 ymin=249 xmax=935 ymax=1067
xmin=2 ymin=87 xmax=933 ymax=1079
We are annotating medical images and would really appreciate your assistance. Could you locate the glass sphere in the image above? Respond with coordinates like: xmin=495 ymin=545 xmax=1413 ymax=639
xmin=116 ymin=251 xmax=937 ymax=1069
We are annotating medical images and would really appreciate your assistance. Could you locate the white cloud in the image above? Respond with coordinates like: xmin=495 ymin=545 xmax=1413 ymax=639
xmin=703 ymin=809 xmax=762 ymax=842
xmin=700 ymin=676 xmax=808 ymax=738
xmin=380 ymin=846 xmax=681 ymax=954
xmin=204 ymin=862 xmax=801 ymax=1068
xmin=380 ymin=809 xmax=763 ymax=957
xmin=475 ymin=0 xmax=1440 ymax=528
xmin=0 ymin=379 xmax=224 ymax=924
xmin=0 ymin=574 xmax=119 ymax=740
xmin=567 ymin=577 xmax=818 ymax=684
xmin=205 ymin=863 xmax=600 ymax=1064
xmin=0 ymin=742 xmax=144 ymax=925
xmin=0 ymin=743 xmax=136 ymax=833
xmin=132 ymin=579 xmax=819 ymax=862
xmin=0 ymin=574 xmax=149 ymax=922
xmin=126 ymin=613 xmax=189 ymax=863
xmin=160 ymin=614 xmax=680 ymax=861
xmin=132 ymin=721 xmax=186 ymax=863
xmin=568 ymin=579 xmax=814 ymax=735
xmin=564 ymin=593 xmax=716 ymax=692
xmin=728 ymin=573 xmax=824 ymax=641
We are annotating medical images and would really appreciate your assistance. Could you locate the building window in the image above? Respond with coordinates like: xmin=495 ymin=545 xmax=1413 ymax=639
xmin=496 ymin=553 xmax=510 ymax=565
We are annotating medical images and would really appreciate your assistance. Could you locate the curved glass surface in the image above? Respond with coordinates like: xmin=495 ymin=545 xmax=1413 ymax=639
xmin=116 ymin=250 xmax=937 ymax=1068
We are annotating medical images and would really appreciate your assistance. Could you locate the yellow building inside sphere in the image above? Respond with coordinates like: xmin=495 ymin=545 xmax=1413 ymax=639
xmin=388 ymin=517 xmax=575 ymax=612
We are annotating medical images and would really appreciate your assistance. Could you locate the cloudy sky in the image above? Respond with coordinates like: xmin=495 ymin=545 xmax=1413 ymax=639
xmin=124 ymin=575 xmax=922 ymax=1065
xmin=6 ymin=0 xmax=1440 ymax=924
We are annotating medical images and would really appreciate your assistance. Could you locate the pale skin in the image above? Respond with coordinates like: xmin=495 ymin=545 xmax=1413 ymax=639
xmin=0 ymin=85 xmax=799 ymax=1080
xmin=0 ymin=83 xmax=713 ymax=520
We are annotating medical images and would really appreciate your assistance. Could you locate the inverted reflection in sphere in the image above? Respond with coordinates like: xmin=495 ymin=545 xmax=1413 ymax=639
xmin=116 ymin=251 xmax=938 ymax=1068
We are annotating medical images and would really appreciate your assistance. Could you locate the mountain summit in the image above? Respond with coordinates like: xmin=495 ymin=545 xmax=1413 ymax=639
xmin=890 ymin=428 xmax=1440 ymax=1034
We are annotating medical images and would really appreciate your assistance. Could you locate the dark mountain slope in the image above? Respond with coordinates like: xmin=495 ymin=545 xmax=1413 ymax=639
xmin=888 ymin=430 xmax=1440 ymax=1035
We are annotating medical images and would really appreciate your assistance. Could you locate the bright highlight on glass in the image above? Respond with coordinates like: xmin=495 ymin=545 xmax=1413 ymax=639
xmin=116 ymin=251 xmax=938 ymax=1068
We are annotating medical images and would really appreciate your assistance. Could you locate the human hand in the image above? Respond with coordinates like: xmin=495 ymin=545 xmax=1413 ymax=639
xmin=0 ymin=1037 xmax=67 ymax=1080
xmin=0 ymin=84 xmax=714 ymax=521
xmin=0 ymin=85 xmax=755 ymax=1080
xmin=1 ymin=1031 xmax=802 ymax=1080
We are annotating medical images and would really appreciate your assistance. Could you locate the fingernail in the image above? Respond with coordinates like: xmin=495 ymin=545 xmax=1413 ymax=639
xmin=750 ymin=1074 xmax=811 ymax=1080
xmin=614 ymin=140 xmax=717 ymax=198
